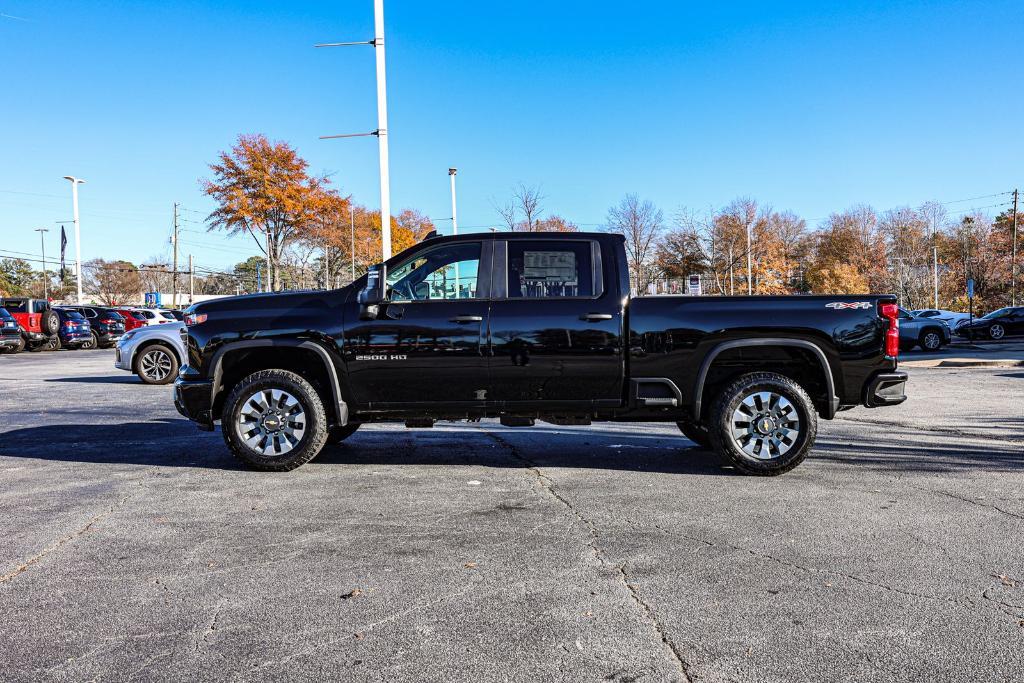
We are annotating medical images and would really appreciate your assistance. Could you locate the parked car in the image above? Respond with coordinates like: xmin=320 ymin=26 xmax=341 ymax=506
xmin=53 ymin=309 xmax=92 ymax=349
xmin=175 ymin=231 xmax=908 ymax=475
xmin=114 ymin=322 xmax=186 ymax=384
xmin=0 ymin=297 xmax=59 ymax=351
xmin=0 ymin=306 xmax=24 ymax=353
xmin=954 ymin=306 xmax=1024 ymax=340
xmin=162 ymin=309 xmax=185 ymax=321
xmin=911 ymin=308 xmax=971 ymax=329
xmin=898 ymin=308 xmax=951 ymax=351
xmin=132 ymin=308 xmax=177 ymax=326
xmin=112 ymin=308 xmax=148 ymax=332
xmin=59 ymin=305 xmax=127 ymax=348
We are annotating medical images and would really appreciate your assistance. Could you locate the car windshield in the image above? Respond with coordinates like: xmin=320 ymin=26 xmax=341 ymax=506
xmin=63 ymin=311 xmax=86 ymax=321
xmin=105 ymin=311 xmax=125 ymax=321
xmin=3 ymin=300 xmax=28 ymax=313
xmin=0 ymin=307 xmax=12 ymax=320
xmin=982 ymin=308 xmax=1011 ymax=319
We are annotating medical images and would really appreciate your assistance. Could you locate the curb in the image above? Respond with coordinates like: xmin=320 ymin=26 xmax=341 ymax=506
xmin=902 ymin=358 xmax=1024 ymax=368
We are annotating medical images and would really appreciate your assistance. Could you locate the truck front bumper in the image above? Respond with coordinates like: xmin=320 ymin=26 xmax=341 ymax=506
xmin=174 ymin=377 xmax=215 ymax=431
xmin=864 ymin=371 xmax=908 ymax=408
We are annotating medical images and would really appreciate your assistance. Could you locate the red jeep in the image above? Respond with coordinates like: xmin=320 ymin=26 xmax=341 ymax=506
xmin=0 ymin=298 xmax=60 ymax=352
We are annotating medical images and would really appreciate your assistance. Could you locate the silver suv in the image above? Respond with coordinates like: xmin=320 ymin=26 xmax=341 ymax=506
xmin=114 ymin=322 xmax=186 ymax=384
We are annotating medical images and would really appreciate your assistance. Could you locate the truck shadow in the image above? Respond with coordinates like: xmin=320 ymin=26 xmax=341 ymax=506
xmin=0 ymin=420 xmax=732 ymax=475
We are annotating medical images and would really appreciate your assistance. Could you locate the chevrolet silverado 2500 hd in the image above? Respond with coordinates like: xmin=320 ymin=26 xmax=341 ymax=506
xmin=174 ymin=232 xmax=907 ymax=475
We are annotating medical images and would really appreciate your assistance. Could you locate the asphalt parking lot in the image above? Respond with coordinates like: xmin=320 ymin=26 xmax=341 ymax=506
xmin=1 ymin=350 xmax=1022 ymax=682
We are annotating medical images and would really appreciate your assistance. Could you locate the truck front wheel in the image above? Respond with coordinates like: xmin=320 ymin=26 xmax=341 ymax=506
xmin=221 ymin=369 xmax=328 ymax=471
xmin=707 ymin=372 xmax=818 ymax=476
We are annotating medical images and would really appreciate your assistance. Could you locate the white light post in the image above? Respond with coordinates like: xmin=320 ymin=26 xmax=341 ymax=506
xmin=62 ymin=176 xmax=85 ymax=303
xmin=316 ymin=0 xmax=393 ymax=261
xmin=448 ymin=167 xmax=458 ymax=235
xmin=374 ymin=0 xmax=392 ymax=260
xmin=34 ymin=228 xmax=49 ymax=299
xmin=350 ymin=204 xmax=357 ymax=282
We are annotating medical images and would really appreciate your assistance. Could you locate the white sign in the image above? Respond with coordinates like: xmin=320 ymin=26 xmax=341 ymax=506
xmin=687 ymin=274 xmax=702 ymax=296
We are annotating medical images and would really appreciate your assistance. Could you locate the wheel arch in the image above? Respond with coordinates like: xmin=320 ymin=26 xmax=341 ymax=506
xmin=210 ymin=340 xmax=349 ymax=427
xmin=692 ymin=338 xmax=839 ymax=421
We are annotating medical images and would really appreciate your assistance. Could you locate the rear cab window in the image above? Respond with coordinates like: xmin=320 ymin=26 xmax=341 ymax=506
xmin=507 ymin=240 xmax=601 ymax=298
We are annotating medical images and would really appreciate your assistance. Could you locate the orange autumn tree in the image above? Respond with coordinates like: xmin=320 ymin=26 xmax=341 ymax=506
xmin=202 ymin=134 xmax=325 ymax=291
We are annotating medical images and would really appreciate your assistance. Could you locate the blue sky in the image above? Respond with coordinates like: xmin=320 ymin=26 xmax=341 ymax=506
xmin=1 ymin=0 xmax=1021 ymax=274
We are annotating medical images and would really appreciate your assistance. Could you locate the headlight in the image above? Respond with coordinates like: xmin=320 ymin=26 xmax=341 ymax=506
xmin=119 ymin=330 xmax=138 ymax=343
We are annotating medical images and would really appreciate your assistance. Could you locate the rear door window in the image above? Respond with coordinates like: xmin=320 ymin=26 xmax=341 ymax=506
xmin=507 ymin=241 xmax=598 ymax=298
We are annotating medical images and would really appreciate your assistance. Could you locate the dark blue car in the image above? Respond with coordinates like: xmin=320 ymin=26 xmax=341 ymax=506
xmin=54 ymin=309 xmax=92 ymax=350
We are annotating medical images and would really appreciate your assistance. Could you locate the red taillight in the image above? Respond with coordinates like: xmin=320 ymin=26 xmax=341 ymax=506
xmin=100 ymin=318 xmax=114 ymax=324
xmin=880 ymin=302 xmax=899 ymax=358
xmin=63 ymin=321 xmax=75 ymax=328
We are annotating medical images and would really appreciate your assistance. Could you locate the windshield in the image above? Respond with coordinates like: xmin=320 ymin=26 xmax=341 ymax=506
xmin=105 ymin=311 xmax=125 ymax=321
xmin=0 ymin=307 xmax=12 ymax=320
xmin=63 ymin=311 xmax=86 ymax=321
xmin=982 ymin=308 xmax=1011 ymax=319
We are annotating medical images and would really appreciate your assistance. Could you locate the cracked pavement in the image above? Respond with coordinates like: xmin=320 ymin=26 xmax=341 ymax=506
xmin=1 ymin=350 xmax=1022 ymax=681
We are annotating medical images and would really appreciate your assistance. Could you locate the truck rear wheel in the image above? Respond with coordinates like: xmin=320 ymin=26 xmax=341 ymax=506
xmin=676 ymin=421 xmax=710 ymax=448
xmin=221 ymin=369 xmax=328 ymax=471
xmin=707 ymin=372 xmax=817 ymax=476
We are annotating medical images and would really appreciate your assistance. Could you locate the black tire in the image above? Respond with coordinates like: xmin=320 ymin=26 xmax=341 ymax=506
xmin=326 ymin=422 xmax=360 ymax=445
xmin=676 ymin=421 xmax=711 ymax=448
xmin=46 ymin=335 xmax=61 ymax=351
xmin=81 ymin=332 xmax=98 ymax=350
xmin=133 ymin=343 xmax=179 ymax=385
xmin=707 ymin=372 xmax=818 ymax=476
xmin=919 ymin=328 xmax=943 ymax=351
xmin=38 ymin=310 xmax=59 ymax=336
xmin=221 ymin=369 xmax=329 ymax=471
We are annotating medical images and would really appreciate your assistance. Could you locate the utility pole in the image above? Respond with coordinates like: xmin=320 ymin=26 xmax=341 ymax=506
xmin=172 ymin=203 xmax=179 ymax=307
xmin=188 ymin=254 xmax=194 ymax=304
xmin=62 ymin=176 xmax=85 ymax=303
xmin=34 ymin=228 xmax=49 ymax=299
xmin=323 ymin=215 xmax=330 ymax=290
xmin=449 ymin=167 xmax=459 ymax=296
xmin=1012 ymin=188 xmax=1019 ymax=307
xmin=265 ymin=228 xmax=272 ymax=292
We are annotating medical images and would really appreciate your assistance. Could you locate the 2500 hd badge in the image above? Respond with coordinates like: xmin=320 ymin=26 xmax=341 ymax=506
xmin=355 ymin=354 xmax=408 ymax=361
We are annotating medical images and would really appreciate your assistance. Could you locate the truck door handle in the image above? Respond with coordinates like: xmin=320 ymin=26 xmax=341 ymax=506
xmin=579 ymin=313 xmax=613 ymax=322
xmin=449 ymin=315 xmax=483 ymax=323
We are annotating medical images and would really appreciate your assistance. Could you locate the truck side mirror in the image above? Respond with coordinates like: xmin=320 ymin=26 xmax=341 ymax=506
xmin=358 ymin=263 xmax=386 ymax=320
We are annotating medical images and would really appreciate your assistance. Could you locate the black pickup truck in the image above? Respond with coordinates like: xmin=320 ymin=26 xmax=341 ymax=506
xmin=174 ymin=232 xmax=907 ymax=475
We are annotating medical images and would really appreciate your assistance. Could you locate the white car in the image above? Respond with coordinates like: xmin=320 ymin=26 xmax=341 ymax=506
xmin=114 ymin=322 xmax=186 ymax=384
xmin=912 ymin=309 xmax=971 ymax=330
xmin=132 ymin=307 xmax=178 ymax=326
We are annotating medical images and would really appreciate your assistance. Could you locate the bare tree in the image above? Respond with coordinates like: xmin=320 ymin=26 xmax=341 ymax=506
xmin=83 ymin=259 xmax=142 ymax=306
xmin=493 ymin=184 xmax=546 ymax=232
xmin=606 ymin=194 xmax=663 ymax=292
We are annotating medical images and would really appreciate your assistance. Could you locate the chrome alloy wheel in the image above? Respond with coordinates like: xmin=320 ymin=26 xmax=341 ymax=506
xmin=140 ymin=349 xmax=173 ymax=381
xmin=731 ymin=391 xmax=800 ymax=460
xmin=990 ymin=324 xmax=1005 ymax=340
xmin=238 ymin=389 xmax=306 ymax=456
xmin=923 ymin=332 xmax=941 ymax=350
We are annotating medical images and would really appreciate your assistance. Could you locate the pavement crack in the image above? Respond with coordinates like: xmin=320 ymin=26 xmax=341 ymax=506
xmin=0 ymin=492 xmax=134 ymax=584
xmin=484 ymin=430 xmax=693 ymax=682
xmin=915 ymin=487 xmax=1024 ymax=521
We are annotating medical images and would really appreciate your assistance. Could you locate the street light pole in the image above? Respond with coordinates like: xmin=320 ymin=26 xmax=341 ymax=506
xmin=448 ymin=168 xmax=458 ymax=235
xmin=746 ymin=223 xmax=752 ymax=296
xmin=34 ymin=228 xmax=49 ymax=299
xmin=374 ymin=0 xmax=392 ymax=260
xmin=350 ymin=204 xmax=357 ymax=282
xmin=62 ymin=176 xmax=86 ymax=303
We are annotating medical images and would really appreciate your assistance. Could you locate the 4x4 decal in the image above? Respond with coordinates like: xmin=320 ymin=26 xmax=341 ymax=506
xmin=825 ymin=302 xmax=872 ymax=310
